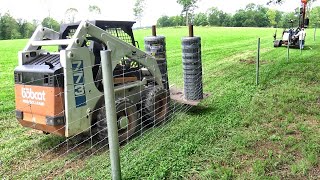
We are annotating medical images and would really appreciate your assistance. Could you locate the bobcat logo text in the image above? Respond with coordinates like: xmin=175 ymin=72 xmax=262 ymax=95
xmin=21 ymin=88 xmax=46 ymax=106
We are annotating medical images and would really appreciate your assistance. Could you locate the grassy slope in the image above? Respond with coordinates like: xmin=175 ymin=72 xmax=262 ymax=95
xmin=0 ymin=27 xmax=320 ymax=179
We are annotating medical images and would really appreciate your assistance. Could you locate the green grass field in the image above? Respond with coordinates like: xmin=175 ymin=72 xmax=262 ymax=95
xmin=1 ymin=26 xmax=320 ymax=179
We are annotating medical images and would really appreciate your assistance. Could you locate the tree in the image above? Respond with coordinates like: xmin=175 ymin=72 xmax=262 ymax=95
xmin=89 ymin=5 xmax=101 ymax=14
xmin=255 ymin=5 xmax=270 ymax=27
xmin=278 ymin=12 xmax=298 ymax=28
xmin=275 ymin=10 xmax=283 ymax=26
xmin=267 ymin=0 xmax=317 ymax=5
xmin=232 ymin=10 xmax=246 ymax=27
xmin=221 ymin=14 xmax=233 ymax=27
xmin=17 ymin=19 xmax=36 ymax=38
xmin=168 ymin=16 xmax=185 ymax=26
xmin=309 ymin=6 xmax=320 ymax=27
xmin=0 ymin=13 xmax=2 ymax=39
xmin=0 ymin=12 xmax=21 ymax=40
xmin=88 ymin=5 xmax=101 ymax=19
xmin=133 ymin=0 xmax=145 ymax=27
xmin=193 ymin=13 xmax=208 ymax=26
xmin=207 ymin=7 xmax=232 ymax=27
xmin=157 ymin=15 xmax=173 ymax=27
xmin=42 ymin=17 xmax=60 ymax=32
xmin=32 ymin=19 xmax=40 ymax=27
xmin=65 ymin=8 xmax=78 ymax=23
xmin=171 ymin=15 xmax=185 ymax=26
xmin=218 ymin=12 xmax=232 ymax=27
xmin=177 ymin=0 xmax=198 ymax=26
xmin=267 ymin=0 xmax=284 ymax=5
xmin=306 ymin=0 xmax=318 ymax=17
xmin=232 ymin=4 xmax=269 ymax=27
xmin=207 ymin=7 xmax=220 ymax=26
xmin=267 ymin=9 xmax=277 ymax=27
xmin=243 ymin=19 xmax=256 ymax=27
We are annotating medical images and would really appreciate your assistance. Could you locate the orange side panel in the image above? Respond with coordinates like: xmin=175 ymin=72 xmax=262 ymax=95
xmin=19 ymin=113 xmax=65 ymax=136
xmin=19 ymin=120 xmax=65 ymax=136
xmin=15 ymin=84 xmax=64 ymax=117
xmin=22 ymin=112 xmax=47 ymax=125
xmin=15 ymin=84 xmax=65 ymax=136
xmin=18 ymin=111 xmax=65 ymax=136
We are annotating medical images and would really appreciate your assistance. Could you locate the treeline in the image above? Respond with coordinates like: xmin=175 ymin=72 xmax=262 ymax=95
xmin=0 ymin=5 xmax=101 ymax=40
xmin=157 ymin=3 xmax=320 ymax=28
xmin=2 ymin=3 xmax=320 ymax=40
xmin=0 ymin=13 xmax=35 ymax=40
xmin=0 ymin=12 xmax=60 ymax=40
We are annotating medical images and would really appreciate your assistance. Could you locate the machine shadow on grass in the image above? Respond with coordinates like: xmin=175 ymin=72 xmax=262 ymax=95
xmin=35 ymin=104 xmax=181 ymax=157
xmin=186 ymin=105 xmax=216 ymax=116
xmin=304 ymin=44 xmax=319 ymax=50
xmin=34 ymin=103 xmax=202 ymax=160
xmin=239 ymin=59 xmax=270 ymax=65
xmin=37 ymin=133 xmax=97 ymax=155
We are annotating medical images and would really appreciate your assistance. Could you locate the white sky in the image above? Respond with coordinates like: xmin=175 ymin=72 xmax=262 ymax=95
xmin=0 ymin=0 xmax=320 ymax=27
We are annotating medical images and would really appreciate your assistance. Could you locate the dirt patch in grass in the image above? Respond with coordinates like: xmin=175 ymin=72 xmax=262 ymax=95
xmin=253 ymin=140 xmax=282 ymax=156
xmin=26 ymin=129 xmax=43 ymax=136
xmin=7 ymin=136 xmax=106 ymax=178
xmin=236 ymin=114 xmax=319 ymax=177
xmin=187 ymin=171 xmax=204 ymax=180
xmin=239 ymin=59 xmax=269 ymax=65
xmin=43 ymin=156 xmax=87 ymax=179
xmin=234 ymin=137 xmax=305 ymax=177
xmin=303 ymin=119 xmax=319 ymax=129
xmin=308 ymin=165 xmax=320 ymax=179
xmin=235 ymin=154 xmax=254 ymax=174
xmin=285 ymin=124 xmax=303 ymax=140
xmin=44 ymin=151 xmax=102 ymax=179
xmin=41 ymin=140 xmax=107 ymax=179
xmin=229 ymin=141 xmax=282 ymax=173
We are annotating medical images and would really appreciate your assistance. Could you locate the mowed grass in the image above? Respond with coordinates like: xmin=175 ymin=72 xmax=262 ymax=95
xmin=1 ymin=26 xmax=320 ymax=179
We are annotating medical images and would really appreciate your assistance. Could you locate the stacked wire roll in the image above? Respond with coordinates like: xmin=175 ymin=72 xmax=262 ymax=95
xmin=144 ymin=36 xmax=169 ymax=90
xmin=182 ymin=36 xmax=203 ymax=100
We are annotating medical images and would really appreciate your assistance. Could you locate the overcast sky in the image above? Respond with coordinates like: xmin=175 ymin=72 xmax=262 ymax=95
xmin=0 ymin=0 xmax=320 ymax=26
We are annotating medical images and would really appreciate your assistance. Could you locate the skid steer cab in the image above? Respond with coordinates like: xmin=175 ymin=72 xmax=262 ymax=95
xmin=14 ymin=20 xmax=170 ymax=141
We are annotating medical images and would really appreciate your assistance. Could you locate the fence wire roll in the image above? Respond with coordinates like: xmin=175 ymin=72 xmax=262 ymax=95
xmin=182 ymin=36 xmax=203 ymax=100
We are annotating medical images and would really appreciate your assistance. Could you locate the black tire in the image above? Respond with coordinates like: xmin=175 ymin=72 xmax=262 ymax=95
xmin=274 ymin=40 xmax=282 ymax=47
xmin=143 ymin=85 xmax=170 ymax=126
xmin=95 ymin=97 xmax=138 ymax=144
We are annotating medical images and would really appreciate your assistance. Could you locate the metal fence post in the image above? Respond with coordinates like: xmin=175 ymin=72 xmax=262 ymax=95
xmin=287 ymin=39 xmax=290 ymax=62
xmin=256 ymin=38 xmax=260 ymax=86
xmin=314 ymin=24 xmax=317 ymax=41
xmin=100 ymin=50 xmax=121 ymax=180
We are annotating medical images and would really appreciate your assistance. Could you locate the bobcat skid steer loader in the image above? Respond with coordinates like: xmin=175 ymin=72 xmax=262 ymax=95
xmin=14 ymin=20 xmax=170 ymax=142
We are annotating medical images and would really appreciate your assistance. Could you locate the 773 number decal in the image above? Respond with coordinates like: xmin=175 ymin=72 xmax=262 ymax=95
xmin=72 ymin=60 xmax=87 ymax=108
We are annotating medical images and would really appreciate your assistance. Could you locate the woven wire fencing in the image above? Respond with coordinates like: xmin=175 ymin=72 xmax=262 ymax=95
xmin=0 ymin=30 xmax=204 ymax=179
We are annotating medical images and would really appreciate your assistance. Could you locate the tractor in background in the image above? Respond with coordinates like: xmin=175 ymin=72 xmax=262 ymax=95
xmin=273 ymin=0 xmax=309 ymax=48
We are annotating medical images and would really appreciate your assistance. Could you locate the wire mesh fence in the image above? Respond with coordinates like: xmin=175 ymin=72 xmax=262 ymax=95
xmin=0 ymin=60 xmax=202 ymax=178
xmin=0 ymin=25 xmax=318 ymax=179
